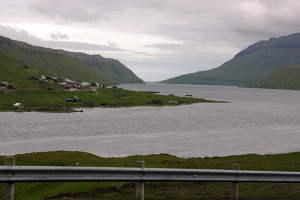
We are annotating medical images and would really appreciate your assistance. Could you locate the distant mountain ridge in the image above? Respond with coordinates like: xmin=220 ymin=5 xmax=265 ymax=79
xmin=161 ymin=33 xmax=300 ymax=89
xmin=0 ymin=35 xmax=144 ymax=84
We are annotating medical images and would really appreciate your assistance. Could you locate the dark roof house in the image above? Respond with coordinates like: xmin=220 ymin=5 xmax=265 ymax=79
xmin=66 ymin=96 xmax=80 ymax=102
xmin=0 ymin=81 xmax=9 ymax=87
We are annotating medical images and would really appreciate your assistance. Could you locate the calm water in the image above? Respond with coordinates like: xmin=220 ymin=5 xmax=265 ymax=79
xmin=0 ymin=83 xmax=299 ymax=157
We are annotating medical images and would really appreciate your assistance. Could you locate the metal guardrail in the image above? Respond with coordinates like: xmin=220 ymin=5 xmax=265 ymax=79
xmin=1 ymin=157 xmax=300 ymax=200
xmin=1 ymin=166 xmax=300 ymax=183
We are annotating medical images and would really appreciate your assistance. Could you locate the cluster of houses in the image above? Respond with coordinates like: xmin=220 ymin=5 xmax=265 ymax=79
xmin=3 ymin=74 xmax=125 ymax=110
xmin=29 ymin=74 xmax=117 ymax=91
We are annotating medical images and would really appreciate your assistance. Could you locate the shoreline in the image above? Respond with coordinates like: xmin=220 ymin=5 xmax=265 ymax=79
xmin=1 ymin=148 xmax=300 ymax=159
xmin=0 ymin=134 xmax=298 ymax=158
xmin=0 ymin=100 xmax=225 ymax=113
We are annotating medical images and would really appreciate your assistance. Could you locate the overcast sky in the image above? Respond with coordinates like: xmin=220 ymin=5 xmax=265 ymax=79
xmin=1 ymin=0 xmax=300 ymax=81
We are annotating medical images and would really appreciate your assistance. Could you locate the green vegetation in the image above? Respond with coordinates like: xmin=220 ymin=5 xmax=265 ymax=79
xmin=0 ymin=87 xmax=215 ymax=111
xmin=0 ymin=48 xmax=218 ymax=111
xmin=0 ymin=35 xmax=143 ymax=84
xmin=252 ymin=64 xmax=300 ymax=90
xmin=0 ymin=151 xmax=299 ymax=199
xmin=161 ymin=33 xmax=300 ymax=90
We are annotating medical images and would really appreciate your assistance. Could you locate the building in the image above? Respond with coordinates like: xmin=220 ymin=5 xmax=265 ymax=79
xmin=13 ymin=103 xmax=24 ymax=110
xmin=66 ymin=96 xmax=80 ymax=102
xmin=0 ymin=81 xmax=9 ymax=87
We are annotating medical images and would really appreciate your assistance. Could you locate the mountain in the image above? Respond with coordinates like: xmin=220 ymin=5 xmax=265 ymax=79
xmin=0 ymin=35 xmax=144 ymax=84
xmin=161 ymin=33 xmax=300 ymax=89
xmin=253 ymin=64 xmax=300 ymax=89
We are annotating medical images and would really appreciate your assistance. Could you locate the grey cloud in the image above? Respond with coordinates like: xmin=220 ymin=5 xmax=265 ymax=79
xmin=26 ymin=0 xmax=300 ymax=45
xmin=46 ymin=41 xmax=124 ymax=51
xmin=107 ymin=40 xmax=117 ymax=47
xmin=4 ymin=0 xmax=300 ymax=43
xmin=28 ymin=0 xmax=166 ymax=23
xmin=29 ymin=0 xmax=109 ymax=22
xmin=146 ymin=43 xmax=184 ymax=50
xmin=0 ymin=25 xmax=45 ymax=46
xmin=0 ymin=25 xmax=124 ymax=52
xmin=50 ymin=31 xmax=69 ymax=40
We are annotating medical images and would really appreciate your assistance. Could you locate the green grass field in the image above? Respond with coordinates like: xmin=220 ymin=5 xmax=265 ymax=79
xmin=0 ymin=87 xmax=218 ymax=111
xmin=0 ymin=151 xmax=299 ymax=199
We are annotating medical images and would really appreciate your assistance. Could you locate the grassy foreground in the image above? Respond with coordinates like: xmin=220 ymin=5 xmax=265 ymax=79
xmin=0 ymin=151 xmax=299 ymax=199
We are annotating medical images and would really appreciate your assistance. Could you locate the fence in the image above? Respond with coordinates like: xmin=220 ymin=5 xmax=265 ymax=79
xmin=1 ymin=156 xmax=300 ymax=200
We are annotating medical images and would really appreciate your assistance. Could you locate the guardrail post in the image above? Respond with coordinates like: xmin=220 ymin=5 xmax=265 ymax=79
xmin=3 ymin=156 xmax=15 ymax=200
xmin=136 ymin=161 xmax=145 ymax=200
xmin=231 ymin=164 xmax=239 ymax=200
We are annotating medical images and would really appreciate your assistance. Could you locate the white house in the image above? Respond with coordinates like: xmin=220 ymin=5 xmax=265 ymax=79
xmin=13 ymin=103 xmax=24 ymax=110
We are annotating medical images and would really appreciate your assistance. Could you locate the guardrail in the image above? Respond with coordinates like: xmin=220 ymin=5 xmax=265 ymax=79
xmin=1 ymin=166 xmax=300 ymax=183
xmin=1 ymin=156 xmax=300 ymax=200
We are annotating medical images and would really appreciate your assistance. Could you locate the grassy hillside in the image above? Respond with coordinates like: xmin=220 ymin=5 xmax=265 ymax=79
xmin=0 ymin=50 xmax=216 ymax=111
xmin=161 ymin=72 xmax=244 ymax=86
xmin=0 ymin=50 xmax=49 ymax=90
xmin=252 ymin=64 xmax=300 ymax=90
xmin=0 ymin=36 xmax=144 ymax=84
xmin=161 ymin=33 xmax=300 ymax=90
xmin=0 ymin=151 xmax=299 ymax=199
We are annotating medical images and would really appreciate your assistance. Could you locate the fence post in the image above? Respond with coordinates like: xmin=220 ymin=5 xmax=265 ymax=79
xmin=231 ymin=164 xmax=239 ymax=200
xmin=3 ymin=156 xmax=15 ymax=200
xmin=136 ymin=161 xmax=145 ymax=200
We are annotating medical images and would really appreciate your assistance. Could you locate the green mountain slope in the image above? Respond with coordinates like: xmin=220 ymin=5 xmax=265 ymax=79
xmin=0 ymin=36 xmax=144 ymax=84
xmin=161 ymin=33 xmax=300 ymax=89
xmin=0 ymin=50 xmax=44 ymax=90
xmin=252 ymin=64 xmax=300 ymax=90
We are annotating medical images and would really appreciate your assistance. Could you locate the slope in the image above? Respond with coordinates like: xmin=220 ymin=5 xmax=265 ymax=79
xmin=161 ymin=33 xmax=300 ymax=88
xmin=253 ymin=64 xmax=300 ymax=90
xmin=0 ymin=50 xmax=48 ymax=91
xmin=0 ymin=36 xmax=144 ymax=84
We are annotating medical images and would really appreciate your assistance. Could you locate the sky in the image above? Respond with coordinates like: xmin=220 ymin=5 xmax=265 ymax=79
xmin=1 ymin=0 xmax=300 ymax=81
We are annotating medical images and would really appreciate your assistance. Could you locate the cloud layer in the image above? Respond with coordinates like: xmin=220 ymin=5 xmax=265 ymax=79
xmin=1 ymin=0 xmax=300 ymax=81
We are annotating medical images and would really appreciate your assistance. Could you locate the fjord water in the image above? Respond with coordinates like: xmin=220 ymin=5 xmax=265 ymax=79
xmin=0 ymin=84 xmax=299 ymax=157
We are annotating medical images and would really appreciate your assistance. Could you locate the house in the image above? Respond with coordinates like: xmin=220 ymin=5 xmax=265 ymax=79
xmin=66 ymin=96 xmax=80 ymax=102
xmin=39 ymin=75 xmax=46 ymax=81
xmin=13 ymin=103 xmax=23 ymax=110
xmin=63 ymin=84 xmax=77 ymax=90
xmin=57 ymin=78 xmax=66 ymax=85
xmin=64 ymin=79 xmax=74 ymax=84
xmin=0 ymin=81 xmax=9 ymax=88
xmin=80 ymin=82 xmax=90 ymax=87
xmin=29 ymin=75 xmax=46 ymax=82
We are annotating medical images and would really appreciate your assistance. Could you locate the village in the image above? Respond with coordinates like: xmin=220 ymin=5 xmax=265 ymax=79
xmin=27 ymin=74 xmax=118 ymax=91
xmin=0 ymin=74 xmax=129 ymax=111
xmin=1 ymin=74 xmax=118 ymax=91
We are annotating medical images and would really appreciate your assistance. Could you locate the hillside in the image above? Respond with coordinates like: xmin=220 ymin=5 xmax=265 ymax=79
xmin=0 ymin=43 xmax=214 ymax=111
xmin=253 ymin=64 xmax=300 ymax=89
xmin=161 ymin=33 xmax=300 ymax=89
xmin=0 ymin=35 xmax=144 ymax=84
